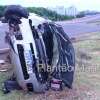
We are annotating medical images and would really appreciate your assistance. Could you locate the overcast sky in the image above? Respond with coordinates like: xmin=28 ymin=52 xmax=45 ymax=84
xmin=0 ymin=0 xmax=100 ymax=11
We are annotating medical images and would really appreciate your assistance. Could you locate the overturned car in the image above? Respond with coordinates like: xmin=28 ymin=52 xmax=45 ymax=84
xmin=3 ymin=5 xmax=75 ymax=92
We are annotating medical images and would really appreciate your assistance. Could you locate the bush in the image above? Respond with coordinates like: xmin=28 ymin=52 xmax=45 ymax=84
xmin=27 ymin=7 xmax=74 ymax=21
xmin=0 ymin=6 xmax=6 ymax=17
xmin=76 ymin=12 xmax=85 ymax=18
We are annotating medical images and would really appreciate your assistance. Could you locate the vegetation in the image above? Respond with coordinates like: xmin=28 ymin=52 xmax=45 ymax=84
xmin=0 ymin=6 xmax=74 ymax=21
xmin=0 ymin=6 xmax=6 ymax=17
xmin=27 ymin=7 xmax=74 ymax=21
xmin=76 ymin=10 xmax=100 ymax=18
xmin=76 ymin=12 xmax=85 ymax=18
xmin=0 ymin=32 xmax=100 ymax=99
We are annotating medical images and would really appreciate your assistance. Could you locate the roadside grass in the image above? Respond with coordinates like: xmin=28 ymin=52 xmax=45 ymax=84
xmin=74 ymin=32 xmax=100 ymax=98
xmin=0 ymin=32 xmax=100 ymax=99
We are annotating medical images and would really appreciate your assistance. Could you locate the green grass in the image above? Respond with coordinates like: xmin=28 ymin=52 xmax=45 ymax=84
xmin=74 ymin=32 xmax=100 ymax=96
xmin=0 ymin=32 xmax=100 ymax=99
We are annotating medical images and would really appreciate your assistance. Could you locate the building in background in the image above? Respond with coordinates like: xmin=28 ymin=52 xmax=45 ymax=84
xmin=65 ymin=6 xmax=78 ymax=17
xmin=47 ymin=6 xmax=78 ymax=17
xmin=55 ymin=6 xmax=65 ymax=15
xmin=47 ymin=6 xmax=65 ymax=15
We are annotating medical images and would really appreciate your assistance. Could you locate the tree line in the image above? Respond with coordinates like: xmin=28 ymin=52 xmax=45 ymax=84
xmin=0 ymin=6 xmax=74 ymax=21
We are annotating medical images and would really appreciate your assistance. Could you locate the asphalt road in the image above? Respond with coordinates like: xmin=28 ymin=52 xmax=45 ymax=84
xmin=57 ymin=14 xmax=100 ymax=38
xmin=58 ymin=23 xmax=100 ymax=38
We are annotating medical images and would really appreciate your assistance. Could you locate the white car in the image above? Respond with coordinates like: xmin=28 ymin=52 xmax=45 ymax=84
xmin=4 ymin=5 xmax=75 ymax=92
xmin=7 ymin=14 xmax=49 ymax=92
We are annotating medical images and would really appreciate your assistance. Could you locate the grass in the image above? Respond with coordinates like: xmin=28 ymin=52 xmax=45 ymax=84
xmin=74 ymin=32 xmax=100 ymax=99
xmin=0 ymin=32 xmax=100 ymax=99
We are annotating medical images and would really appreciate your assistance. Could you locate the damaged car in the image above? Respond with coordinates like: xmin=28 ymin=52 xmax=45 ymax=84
xmin=3 ymin=5 xmax=75 ymax=93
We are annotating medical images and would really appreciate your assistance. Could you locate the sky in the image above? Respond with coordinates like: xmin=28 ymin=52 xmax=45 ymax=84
xmin=0 ymin=0 xmax=100 ymax=11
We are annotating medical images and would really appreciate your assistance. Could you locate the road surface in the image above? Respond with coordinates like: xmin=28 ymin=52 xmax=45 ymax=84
xmin=57 ymin=14 xmax=100 ymax=38
xmin=58 ymin=23 xmax=100 ymax=38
